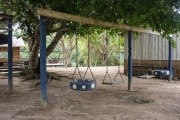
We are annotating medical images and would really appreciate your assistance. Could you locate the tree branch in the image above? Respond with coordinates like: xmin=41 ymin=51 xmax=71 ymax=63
xmin=46 ymin=27 xmax=70 ymax=57
xmin=48 ymin=27 xmax=70 ymax=34
xmin=19 ymin=0 xmax=39 ymax=22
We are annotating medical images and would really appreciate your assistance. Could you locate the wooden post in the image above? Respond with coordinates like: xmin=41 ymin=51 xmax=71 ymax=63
xmin=40 ymin=16 xmax=47 ymax=105
xmin=128 ymin=31 xmax=132 ymax=91
xmin=168 ymin=38 xmax=172 ymax=81
xmin=8 ymin=18 xmax=13 ymax=93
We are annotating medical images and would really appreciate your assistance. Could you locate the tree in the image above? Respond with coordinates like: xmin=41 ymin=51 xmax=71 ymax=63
xmin=0 ymin=0 xmax=180 ymax=77
xmin=89 ymin=31 xmax=124 ymax=66
xmin=59 ymin=35 xmax=75 ymax=67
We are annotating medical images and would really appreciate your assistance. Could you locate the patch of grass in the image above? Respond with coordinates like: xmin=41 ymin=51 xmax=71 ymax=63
xmin=121 ymin=96 xmax=153 ymax=104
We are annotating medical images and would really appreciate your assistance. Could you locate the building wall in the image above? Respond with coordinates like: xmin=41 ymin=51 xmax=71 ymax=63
xmin=124 ymin=33 xmax=180 ymax=78
xmin=0 ymin=47 xmax=21 ymax=62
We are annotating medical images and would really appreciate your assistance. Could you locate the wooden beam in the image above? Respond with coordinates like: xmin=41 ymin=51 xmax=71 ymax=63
xmin=0 ymin=31 xmax=8 ymax=34
xmin=0 ymin=18 xmax=8 ymax=22
xmin=0 ymin=27 xmax=13 ymax=31
xmin=0 ymin=19 xmax=12 ymax=25
xmin=0 ymin=14 xmax=13 ymax=18
xmin=37 ymin=8 xmax=160 ymax=35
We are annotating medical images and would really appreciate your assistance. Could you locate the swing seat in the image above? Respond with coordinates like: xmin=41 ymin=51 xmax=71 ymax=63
xmin=102 ymin=80 xmax=123 ymax=85
xmin=153 ymin=69 xmax=169 ymax=79
xmin=102 ymin=80 xmax=113 ymax=85
xmin=70 ymin=79 xmax=96 ymax=91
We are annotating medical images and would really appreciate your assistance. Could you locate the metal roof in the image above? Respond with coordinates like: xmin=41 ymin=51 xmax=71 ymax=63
xmin=0 ymin=37 xmax=25 ymax=47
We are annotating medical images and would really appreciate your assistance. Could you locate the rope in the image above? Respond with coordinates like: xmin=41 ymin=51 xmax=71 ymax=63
xmin=102 ymin=32 xmax=112 ymax=84
xmin=83 ymin=35 xmax=96 ymax=80
xmin=72 ymin=27 xmax=82 ymax=80
xmin=113 ymin=34 xmax=124 ymax=82
xmin=105 ymin=32 xmax=109 ymax=73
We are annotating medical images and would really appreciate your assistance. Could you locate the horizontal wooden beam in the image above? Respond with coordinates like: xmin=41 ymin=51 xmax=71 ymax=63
xmin=0 ymin=32 xmax=7 ymax=34
xmin=37 ymin=8 xmax=160 ymax=35
xmin=0 ymin=14 xmax=13 ymax=18
xmin=0 ymin=27 xmax=13 ymax=31
xmin=0 ymin=19 xmax=12 ymax=25
xmin=0 ymin=18 xmax=8 ymax=21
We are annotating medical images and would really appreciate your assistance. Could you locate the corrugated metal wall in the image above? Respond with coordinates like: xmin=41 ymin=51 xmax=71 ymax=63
xmin=124 ymin=33 xmax=180 ymax=60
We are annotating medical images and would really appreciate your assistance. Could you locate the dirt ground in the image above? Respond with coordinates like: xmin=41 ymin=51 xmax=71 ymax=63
xmin=0 ymin=66 xmax=180 ymax=120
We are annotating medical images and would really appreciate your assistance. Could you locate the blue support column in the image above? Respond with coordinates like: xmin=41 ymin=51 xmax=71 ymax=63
xmin=128 ymin=31 xmax=132 ymax=91
xmin=168 ymin=39 xmax=172 ymax=81
xmin=40 ymin=16 xmax=47 ymax=105
xmin=8 ymin=18 xmax=13 ymax=93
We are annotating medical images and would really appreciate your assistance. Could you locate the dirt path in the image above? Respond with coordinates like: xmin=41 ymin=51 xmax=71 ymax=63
xmin=0 ymin=66 xmax=180 ymax=120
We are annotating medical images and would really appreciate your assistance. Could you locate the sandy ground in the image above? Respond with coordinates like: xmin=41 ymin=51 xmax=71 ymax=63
xmin=0 ymin=66 xmax=180 ymax=120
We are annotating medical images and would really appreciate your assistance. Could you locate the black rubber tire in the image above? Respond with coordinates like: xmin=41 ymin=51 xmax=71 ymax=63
xmin=70 ymin=79 xmax=96 ymax=91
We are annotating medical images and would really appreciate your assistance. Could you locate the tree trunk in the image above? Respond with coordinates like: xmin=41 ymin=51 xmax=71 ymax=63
xmin=65 ymin=54 xmax=72 ymax=67
xmin=59 ymin=35 xmax=75 ymax=67
xmin=46 ymin=28 xmax=69 ymax=57
xmin=26 ymin=27 xmax=69 ymax=79
xmin=28 ymin=27 xmax=40 ymax=76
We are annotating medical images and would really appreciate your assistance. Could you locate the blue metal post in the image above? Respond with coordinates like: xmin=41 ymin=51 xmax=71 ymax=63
xmin=128 ymin=31 xmax=132 ymax=91
xmin=8 ymin=18 xmax=13 ymax=93
xmin=168 ymin=39 xmax=172 ymax=81
xmin=40 ymin=16 xmax=47 ymax=105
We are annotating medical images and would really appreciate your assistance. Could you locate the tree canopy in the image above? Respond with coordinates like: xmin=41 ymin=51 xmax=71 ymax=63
xmin=0 ymin=0 xmax=180 ymax=75
xmin=1 ymin=0 xmax=180 ymax=36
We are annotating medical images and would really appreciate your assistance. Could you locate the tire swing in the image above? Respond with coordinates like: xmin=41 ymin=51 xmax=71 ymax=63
xmin=70 ymin=33 xmax=96 ymax=91
xmin=152 ymin=39 xmax=172 ymax=79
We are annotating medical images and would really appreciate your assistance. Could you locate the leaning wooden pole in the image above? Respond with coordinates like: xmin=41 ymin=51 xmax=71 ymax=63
xmin=37 ymin=8 xmax=159 ymax=35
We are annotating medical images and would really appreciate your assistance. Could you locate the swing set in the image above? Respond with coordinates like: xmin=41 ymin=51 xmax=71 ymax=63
xmin=37 ymin=8 xmax=161 ymax=103
xmin=102 ymin=32 xmax=124 ymax=85
xmin=70 ymin=29 xmax=124 ymax=91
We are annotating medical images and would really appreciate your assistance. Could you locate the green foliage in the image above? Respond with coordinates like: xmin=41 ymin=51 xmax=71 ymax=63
xmin=0 ymin=0 xmax=180 ymax=66
xmin=74 ymin=30 xmax=124 ymax=66
xmin=46 ymin=35 xmax=61 ymax=59
xmin=168 ymin=36 xmax=176 ymax=48
xmin=0 ymin=53 xmax=8 ymax=58
xmin=20 ymin=44 xmax=30 ymax=60
xmin=1 ymin=0 xmax=180 ymax=38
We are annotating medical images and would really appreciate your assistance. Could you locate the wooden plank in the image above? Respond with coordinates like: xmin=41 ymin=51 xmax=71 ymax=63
xmin=37 ymin=8 xmax=160 ymax=35
xmin=0 ymin=31 xmax=8 ymax=34
xmin=138 ymin=75 xmax=155 ymax=79
xmin=0 ymin=27 xmax=13 ymax=31
xmin=0 ymin=66 xmax=26 ymax=70
xmin=0 ymin=18 xmax=8 ymax=21
xmin=46 ymin=63 xmax=66 ymax=67
xmin=0 ymin=21 xmax=12 ymax=25
xmin=0 ymin=19 xmax=12 ymax=25
xmin=0 ymin=14 xmax=13 ymax=18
